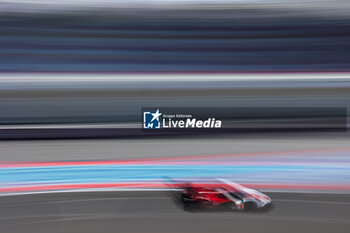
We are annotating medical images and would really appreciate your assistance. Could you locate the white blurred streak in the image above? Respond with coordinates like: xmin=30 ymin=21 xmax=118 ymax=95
xmin=0 ymin=73 xmax=350 ymax=91
xmin=0 ymin=0 xmax=350 ymax=14
xmin=1 ymin=72 xmax=350 ymax=83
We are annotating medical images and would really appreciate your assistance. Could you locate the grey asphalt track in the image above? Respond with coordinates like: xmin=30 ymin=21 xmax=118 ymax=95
xmin=0 ymin=191 xmax=349 ymax=233
xmin=1 ymin=136 xmax=349 ymax=233
xmin=1 ymin=134 xmax=350 ymax=161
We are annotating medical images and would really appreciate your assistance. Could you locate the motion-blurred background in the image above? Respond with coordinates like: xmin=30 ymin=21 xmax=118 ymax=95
xmin=0 ymin=1 xmax=350 ymax=233
xmin=1 ymin=0 xmax=350 ymax=73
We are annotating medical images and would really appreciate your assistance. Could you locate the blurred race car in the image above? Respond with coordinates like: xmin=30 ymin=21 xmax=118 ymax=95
xmin=177 ymin=179 xmax=272 ymax=212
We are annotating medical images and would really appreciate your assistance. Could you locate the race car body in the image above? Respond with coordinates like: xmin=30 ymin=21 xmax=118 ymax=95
xmin=179 ymin=179 xmax=272 ymax=212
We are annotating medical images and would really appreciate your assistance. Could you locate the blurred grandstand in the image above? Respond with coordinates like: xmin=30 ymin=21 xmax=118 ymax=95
xmin=0 ymin=0 xmax=349 ymax=72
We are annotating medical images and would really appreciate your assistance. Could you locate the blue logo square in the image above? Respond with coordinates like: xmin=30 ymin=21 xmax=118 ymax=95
xmin=143 ymin=109 xmax=162 ymax=129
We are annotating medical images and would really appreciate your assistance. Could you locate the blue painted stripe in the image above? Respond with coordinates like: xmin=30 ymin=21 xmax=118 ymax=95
xmin=1 ymin=164 xmax=349 ymax=186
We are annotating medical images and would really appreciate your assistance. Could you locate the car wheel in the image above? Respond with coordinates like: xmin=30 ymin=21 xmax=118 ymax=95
xmin=184 ymin=202 xmax=197 ymax=212
xmin=244 ymin=202 xmax=259 ymax=212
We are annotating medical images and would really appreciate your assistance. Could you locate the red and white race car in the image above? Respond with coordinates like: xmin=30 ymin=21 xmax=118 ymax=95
xmin=171 ymin=179 xmax=272 ymax=212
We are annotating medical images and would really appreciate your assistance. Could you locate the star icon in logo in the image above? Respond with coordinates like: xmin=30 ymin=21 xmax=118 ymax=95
xmin=151 ymin=109 xmax=162 ymax=122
